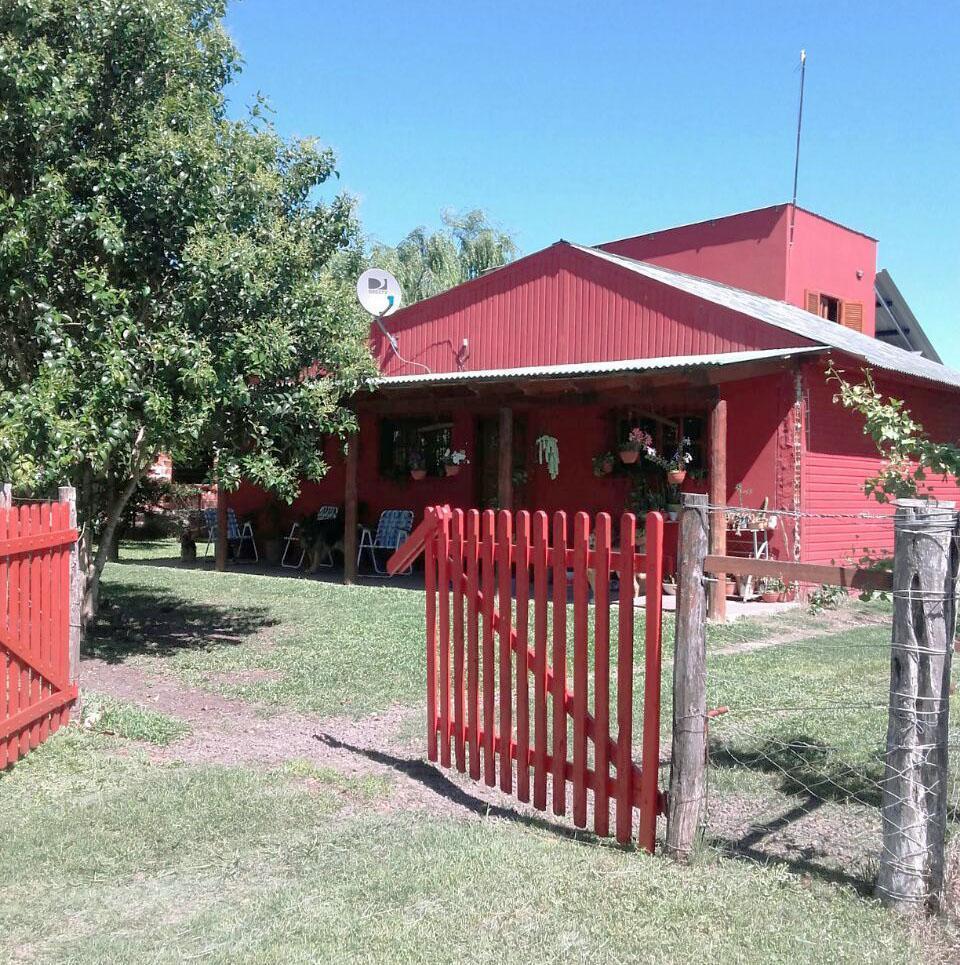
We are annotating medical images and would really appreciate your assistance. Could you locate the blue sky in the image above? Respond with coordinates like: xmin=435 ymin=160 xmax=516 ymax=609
xmin=224 ymin=1 xmax=960 ymax=365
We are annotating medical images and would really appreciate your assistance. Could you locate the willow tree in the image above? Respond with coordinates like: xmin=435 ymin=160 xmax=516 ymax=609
xmin=371 ymin=209 xmax=517 ymax=303
xmin=0 ymin=0 xmax=374 ymax=621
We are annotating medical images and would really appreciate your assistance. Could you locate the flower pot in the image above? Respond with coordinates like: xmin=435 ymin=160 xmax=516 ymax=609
xmin=667 ymin=469 xmax=687 ymax=485
xmin=444 ymin=464 xmax=461 ymax=477
xmin=725 ymin=579 xmax=737 ymax=598
xmin=761 ymin=591 xmax=781 ymax=604
xmin=619 ymin=449 xmax=639 ymax=464
xmin=666 ymin=504 xmax=680 ymax=522
xmin=410 ymin=469 xmax=427 ymax=481
xmin=662 ymin=581 xmax=677 ymax=596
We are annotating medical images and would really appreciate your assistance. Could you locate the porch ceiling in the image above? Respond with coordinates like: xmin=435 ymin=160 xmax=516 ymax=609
xmin=366 ymin=347 xmax=825 ymax=401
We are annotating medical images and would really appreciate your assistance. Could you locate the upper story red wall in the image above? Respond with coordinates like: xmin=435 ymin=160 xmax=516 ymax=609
xmin=373 ymin=242 xmax=807 ymax=376
xmin=599 ymin=206 xmax=790 ymax=301
xmin=785 ymin=207 xmax=877 ymax=336
xmin=599 ymin=204 xmax=878 ymax=337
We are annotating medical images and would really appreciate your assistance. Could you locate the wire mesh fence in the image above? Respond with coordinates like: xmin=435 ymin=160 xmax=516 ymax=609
xmin=687 ymin=500 xmax=960 ymax=907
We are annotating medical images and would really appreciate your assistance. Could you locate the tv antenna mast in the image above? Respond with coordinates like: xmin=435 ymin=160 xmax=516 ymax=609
xmin=789 ymin=49 xmax=807 ymax=247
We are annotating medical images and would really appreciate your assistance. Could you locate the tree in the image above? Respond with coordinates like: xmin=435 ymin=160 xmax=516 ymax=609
xmin=0 ymin=0 xmax=374 ymax=622
xmin=827 ymin=363 xmax=960 ymax=502
xmin=371 ymin=209 xmax=517 ymax=303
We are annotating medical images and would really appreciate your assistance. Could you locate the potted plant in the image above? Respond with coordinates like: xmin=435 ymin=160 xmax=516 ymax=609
xmin=665 ymin=484 xmax=681 ymax=521
xmin=442 ymin=448 xmax=469 ymax=477
xmin=761 ymin=577 xmax=785 ymax=603
xmin=592 ymin=451 xmax=616 ymax=476
xmin=663 ymin=436 xmax=693 ymax=485
xmin=620 ymin=427 xmax=654 ymax=465
xmin=662 ymin=574 xmax=677 ymax=596
xmin=409 ymin=451 xmax=427 ymax=481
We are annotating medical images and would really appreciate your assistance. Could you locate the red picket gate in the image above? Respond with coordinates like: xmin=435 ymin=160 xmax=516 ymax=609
xmin=0 ymin=500 xmax=79 ymax=767
xmin=389 ymin=506 xmax=665 ymax=851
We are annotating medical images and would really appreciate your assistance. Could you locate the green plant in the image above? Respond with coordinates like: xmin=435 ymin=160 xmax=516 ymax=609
xmin=809 ymin=583 xmax=847 ymax=614
xmin=827 ymin=363 xmax=960 ymax=502
xmin=408 ymin=451 xmax=426 ymax=472
xmin=535 ymin=434 xmax=560 ymax=480
xmin=592 ymin=451 xmax=616 ymax=476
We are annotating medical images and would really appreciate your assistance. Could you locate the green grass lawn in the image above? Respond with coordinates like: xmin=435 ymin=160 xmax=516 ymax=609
xmin=0 ymin=539 xmax=954 ymax=963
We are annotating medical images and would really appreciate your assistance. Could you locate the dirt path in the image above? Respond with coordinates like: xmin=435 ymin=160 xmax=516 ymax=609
xmin=80 ymin=658 xmax=585 ymax=827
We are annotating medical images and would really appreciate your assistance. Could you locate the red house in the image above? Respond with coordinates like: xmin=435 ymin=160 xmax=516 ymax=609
xmin=230 ymin=203 xmax=960 ymax=596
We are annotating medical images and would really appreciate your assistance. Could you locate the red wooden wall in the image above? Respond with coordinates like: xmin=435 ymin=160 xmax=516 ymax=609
xmin=801 ymin=361 xmax=960 ymax=564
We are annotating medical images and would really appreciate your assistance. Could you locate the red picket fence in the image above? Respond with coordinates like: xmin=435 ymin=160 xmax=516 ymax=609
xmin=390 ymin=505 xmax=665 ymax=851
xmin=0 ymin=499 xmax=79 ymax=767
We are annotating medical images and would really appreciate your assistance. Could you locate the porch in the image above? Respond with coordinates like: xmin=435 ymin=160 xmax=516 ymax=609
xmin=246 ymin=349 xmax=812 ymax=621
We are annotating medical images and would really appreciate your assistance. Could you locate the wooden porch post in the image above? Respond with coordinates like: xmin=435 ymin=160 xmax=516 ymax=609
xmin=707 ymin=396 xmax=727 ymax=621
xmin=343 ymin=430 xmax=359 ymax=585
xmin=215 ymin=478 xmax=228 ymax=572
xmin=498 ymin=406 xmax=513 ymax=511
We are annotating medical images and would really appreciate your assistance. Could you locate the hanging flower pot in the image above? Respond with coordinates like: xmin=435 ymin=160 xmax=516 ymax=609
xmin=619 ymin=448 xmax=639 ymax=464
xmin=410 ymin=469 xmax=427 ymax=481
xmin=444 ymin=464 xmax=460 ymax=477
xmin=667 ymin=469 xmax=687 ymax=485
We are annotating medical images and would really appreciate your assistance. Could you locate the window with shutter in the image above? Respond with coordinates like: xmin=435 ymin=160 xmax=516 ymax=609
xmin=840 ymin=301 xmax=864 ymax=333
xmin=805 ymin=290 xmax=820 ymax=315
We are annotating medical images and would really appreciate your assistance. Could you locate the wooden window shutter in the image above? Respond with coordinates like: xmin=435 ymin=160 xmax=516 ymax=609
xmin=805 ymin=290 xmax=820 ymax=315
xmin=840 ymin=301 xmax=864 ymax=332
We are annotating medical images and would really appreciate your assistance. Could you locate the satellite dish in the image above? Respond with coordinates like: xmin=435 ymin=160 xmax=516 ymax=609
xmin=357 ymin=268 xmax=403 ymax=317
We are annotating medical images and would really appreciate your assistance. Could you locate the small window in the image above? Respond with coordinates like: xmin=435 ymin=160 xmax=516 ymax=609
xmin=379 ymin=418 xmax=452 ymax=478
xmin=818 ymin=294 xmax=840 ymax=322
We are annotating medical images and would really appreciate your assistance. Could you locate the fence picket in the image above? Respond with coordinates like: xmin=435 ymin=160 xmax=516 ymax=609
xmin=497 ymin=510 xmax=513 ymax=793
xmin=18 ymin=506 xmax=31 ymax=758
xmin=480 ymin=509 xmax=496 ymax=786
xmin=532 ymin=512 xmax=549 ymax=810
xmin=451 ymin=509 xmax=466 ymax=772
xmin=424 ymin=507 xmax=438 ymax=762
xmin=466 ymin=510 xmax=481 ymax=780
xmin=638 ymin=512 xmax=664 ymax=851
xmin=551 ymin=511 xmax=568 ymax=816
xmin=37 ymin=503 xmax=51 ymax=744
xmin=514 ymin=511 xmax=531 ymax=803
xmin=0 ymin=501 xmax=8 ymax=768
xmin=437 ymin=507 xmax=451 ymax=769
xmin=572 ymin=512 xmax=589 ymax=828
xmin=593 ymin=513 xmax=612 ymax=837
xmin=615 ymin=512 xmax=636 ymax=844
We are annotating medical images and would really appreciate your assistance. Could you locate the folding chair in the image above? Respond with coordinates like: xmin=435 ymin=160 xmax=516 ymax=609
xmin=203 ymin=507 xmax=258 ymax=561
xmin=281 ymin=506 xmax=339 ymax=569
xmin=357 ymin=510 xmax=414 ymax=576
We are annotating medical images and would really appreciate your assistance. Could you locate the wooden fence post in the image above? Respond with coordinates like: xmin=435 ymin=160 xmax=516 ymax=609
xmin=58 ymin=486 xmax=83 ymax=688
xmin=666 ymin=492 xmax=710 ymax=861
xmin=877 ymin=499 xmax=959 ymax=912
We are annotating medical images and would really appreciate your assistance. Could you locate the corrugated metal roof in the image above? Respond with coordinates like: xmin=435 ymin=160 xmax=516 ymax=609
xmin=374 ymin=347 xmax=825 ymax=388
xmin=571 ymin=243 xmax=960 ymax=390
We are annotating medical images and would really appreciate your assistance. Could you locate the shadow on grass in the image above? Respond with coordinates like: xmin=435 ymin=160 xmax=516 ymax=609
xmin=85 ymin=581 xmax=278 ymax=664
xmin=709 ymin=735 xmax=885 ymax=809
xmin=707 ymin=735 xmax=886 ymax=894
xmin=315 ymin=732 xmax=630 ymax=851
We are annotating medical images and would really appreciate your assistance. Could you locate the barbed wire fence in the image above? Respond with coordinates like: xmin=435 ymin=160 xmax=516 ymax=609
xmin=665 ymin=494 xmax=960 ymax=916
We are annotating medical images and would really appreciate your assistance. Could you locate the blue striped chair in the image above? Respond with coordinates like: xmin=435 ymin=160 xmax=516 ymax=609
xmin=357 ymin=510 xmax=414 ymax=576
xmin=203 ymin=508 xmax=258 ymax=562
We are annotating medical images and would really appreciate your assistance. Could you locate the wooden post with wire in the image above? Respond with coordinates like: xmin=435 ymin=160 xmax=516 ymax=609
xmin=666 ymin=492 xmax=710 ymax=861
xmin=877 ymin=499 xmax=959 ymax=912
